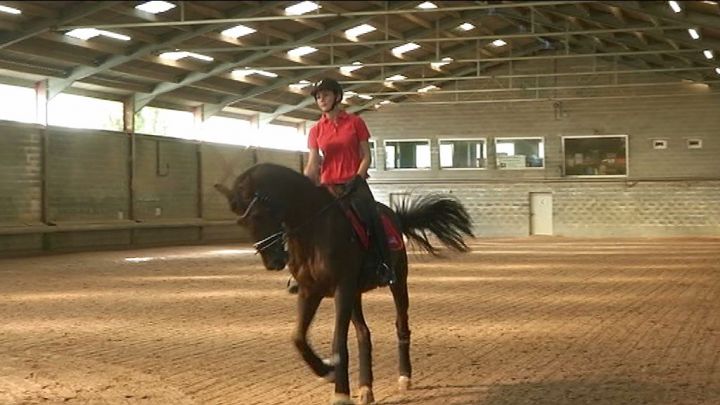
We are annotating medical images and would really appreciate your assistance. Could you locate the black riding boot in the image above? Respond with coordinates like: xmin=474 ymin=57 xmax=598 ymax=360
xmin=349 ymin=178 xmax=396 ymax=286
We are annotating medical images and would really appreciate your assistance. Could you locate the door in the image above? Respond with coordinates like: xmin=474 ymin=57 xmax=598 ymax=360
xmin=530 ymin=192 xmax=553 ymax=235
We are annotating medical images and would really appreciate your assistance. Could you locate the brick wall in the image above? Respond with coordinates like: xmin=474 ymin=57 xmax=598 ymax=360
xmin=361 ymin=92 xmax=720 ymax=237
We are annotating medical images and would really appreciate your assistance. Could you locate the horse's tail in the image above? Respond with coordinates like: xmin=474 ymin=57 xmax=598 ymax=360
xmin=394 ymin=193 xmax=474 ymax=256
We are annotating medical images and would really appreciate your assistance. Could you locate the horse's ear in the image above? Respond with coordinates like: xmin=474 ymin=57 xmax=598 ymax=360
xmin=214 ymin=184 xmax=233 ymax=200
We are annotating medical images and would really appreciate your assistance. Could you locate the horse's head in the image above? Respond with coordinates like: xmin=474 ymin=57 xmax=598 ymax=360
xmin=214 ymin=168 xmax=290 ymax=271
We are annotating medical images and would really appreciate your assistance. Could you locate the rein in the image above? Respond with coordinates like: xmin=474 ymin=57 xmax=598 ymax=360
xmin=250 ymin=190 xmax=347 ymax=253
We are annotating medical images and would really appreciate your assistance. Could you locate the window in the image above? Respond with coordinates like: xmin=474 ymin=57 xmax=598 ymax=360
xmin=255 ymin=123 xmax=307 ymax=151
xmin=495 ymin=137 xmax=544 ymax=169
xmin=48 ymin=93 xmax=123 ymax=131
xmin=562 ymin=135 xmax=627 ymax=176
xmin=368 ymin=139 xmax=376 ymax=169
xmin=135 ymin=106 xmax=195 ymax=139
xmin=198 ymin=116 xmax=253 ymax=145
xmin=439 ymin=138 xmax=486 ymax=169
xmin=384 ymin=140 xmax=431 ymax=169
xmin=0 ymin=83 xmax=35 ymax=123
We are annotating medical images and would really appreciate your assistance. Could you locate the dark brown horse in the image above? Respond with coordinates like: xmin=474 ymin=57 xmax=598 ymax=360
xmin=215 ymin=163 xmax=473 ymax=405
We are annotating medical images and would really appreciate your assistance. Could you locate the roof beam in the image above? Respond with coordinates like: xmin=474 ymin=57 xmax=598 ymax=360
xmin=0 ymin=1 xmax=119 ymax=50
xmin=257 ymin=20 xmax=545 ymax=124
xmin=45 ymin=1 xmax=285 ymax=99
xmin=539 ymin=4 xmax=718 ymax=79
xmin=132 ymin=4 xmax=412 ymax=114
xmin=601 ymin=1 xmax=720 ymax=31
xmin=347 ymin=42 xmax=550 ymax=114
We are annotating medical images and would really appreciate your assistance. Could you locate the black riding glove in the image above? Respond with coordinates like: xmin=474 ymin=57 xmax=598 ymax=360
xmin=344 ymin=175 xmax=364 ymax=195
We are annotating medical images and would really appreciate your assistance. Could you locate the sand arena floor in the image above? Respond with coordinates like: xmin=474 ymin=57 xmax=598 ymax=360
xmin=0 ymin=237 xmax=719 ymax=405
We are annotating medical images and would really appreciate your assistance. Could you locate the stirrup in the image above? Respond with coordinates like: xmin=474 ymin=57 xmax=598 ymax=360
xmin=377 ymin=262 xmax=396 ymax=286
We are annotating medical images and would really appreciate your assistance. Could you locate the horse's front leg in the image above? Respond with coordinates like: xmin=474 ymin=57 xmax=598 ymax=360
xmin=352 ymin=295 xmax=375 ymax=405
xmin=293 ymin=291 xmax=333 ymax=379
xmin=330 ymin=283 xmax=356 ymax=405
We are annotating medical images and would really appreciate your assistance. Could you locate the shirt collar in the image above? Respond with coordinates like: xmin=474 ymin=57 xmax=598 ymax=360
xmin=320 ymin=110 xmax=349 ymax=124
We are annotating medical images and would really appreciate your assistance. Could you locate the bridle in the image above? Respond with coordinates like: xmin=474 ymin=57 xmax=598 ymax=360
xmin=240 ymin=190 xmax=345 ymax=254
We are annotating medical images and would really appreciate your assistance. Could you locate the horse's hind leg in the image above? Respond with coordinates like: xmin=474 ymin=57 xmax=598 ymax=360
xmin=391 ymin=259 xmax=412 ymax=393
xmin=351 ymin=295 xmax=374 ymax=404
xmin=293 ymin=292 xmax=334 ymax=380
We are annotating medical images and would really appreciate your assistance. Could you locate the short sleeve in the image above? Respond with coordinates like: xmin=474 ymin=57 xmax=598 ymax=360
xmin=308 ymin=124 xmax=319 ymax=149
xmin=354 ymin=116 xmax=370 ymax=142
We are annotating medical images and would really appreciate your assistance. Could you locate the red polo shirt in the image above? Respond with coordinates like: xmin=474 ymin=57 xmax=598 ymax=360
xmin=308 ymin=110 xmax=370 ymax=185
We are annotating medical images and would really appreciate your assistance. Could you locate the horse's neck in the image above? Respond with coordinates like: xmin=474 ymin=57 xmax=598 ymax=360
xmin=283 ymin=184 xmax=335 ymax=228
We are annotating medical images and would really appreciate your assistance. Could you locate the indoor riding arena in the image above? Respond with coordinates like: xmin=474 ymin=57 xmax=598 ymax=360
xmin=1 ymin=1 xmax=719 ymax=405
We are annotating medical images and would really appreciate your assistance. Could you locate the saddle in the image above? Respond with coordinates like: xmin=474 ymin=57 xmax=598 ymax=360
xmin=325 ymin=184 xmax=403 ymax=252
xmin=343 ymin=208 xmax=404 ymax=251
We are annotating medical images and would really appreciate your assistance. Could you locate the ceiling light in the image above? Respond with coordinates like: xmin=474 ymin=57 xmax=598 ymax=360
xmin=431 ymin=57 xmax=453 ymax=69
xmin=417 ymin=85 xmax=439 ymax=93
xmin=416 ymin=2 xmax=437 ymax=9
xmin=288 ymin=46 xmax=317 ymax=58
xmin=99 ymin=30 xmax=132 ymax=41
xmin=345 ymin=24 xmax=376 ymax=40
xmin=358 ymin=94 xmax=373 ymax=100
xmin=340 ymin=61 xmax=363 ymax=75
xmin=344 ymin=91 xmax=357 ymax=97
xmin=458 ymin=23 xmax=475 ymax=31
xmin=289 ymin=80 xmax=312 ymax=90
xmin=703 ymin=50 xmax=714 ymax=59
xmin=285 ymin=1 xmax=320 ymax=16
xmin=221 ymin=24 xmax=256 ymax=38
xmin=668 ymin=1 xmax=682 ymax=12
xmin=391 ymin=42 xmax=420 ymax=57
xmin=688 ymin=28 xmax=700 ymax=40
xmin=159 ymin=51 xmax=213 ymax=61
xmin=65 ymin=28 xmax=131 ymax=41
xmin=185 ymin=52 xmax=213 ymax=61
xmin=385 ymin=74 xmax=407 ymax=82
xmin=492 ymin=39 xmax=507 ymax=47
xmin=0 ymin=4 xmax=21 ymax=14
xmin=232 ymin=69 xmax=278 ymax=78
xmin=715 ymin=67 xmax=720 ymax=75
xmin=380 ymin=100 xmax=392 ymax=105
xmin=135 ymin=1 xmax=176 ymax=14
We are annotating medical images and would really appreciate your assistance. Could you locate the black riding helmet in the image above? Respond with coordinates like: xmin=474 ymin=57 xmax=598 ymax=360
xmin=311 ymin=78 xmax=344 ymax=103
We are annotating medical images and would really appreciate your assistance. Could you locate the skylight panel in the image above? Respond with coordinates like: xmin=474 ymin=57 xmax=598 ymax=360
xmin=391 ymin=42 xmax=420 ymax=57
xmin=159 ymin=51 xmax=214 ymax=61
xmin=345 ymin=24 xmax=376 ymax=40
xmin=221 ymin=24 xmax=256 ymax=38
xmin=288 ymin=46 xmax=318 ymax=58
xmin=340 ymin=61 xmax=363 ymax=75
xmin=232 ymin=69 xmax=278 ymax=78
xmin=285 ymin=1 xmax=320 ymax=16
xmin=688 ymin=28 xmax=700 ymax=40
xmin=0 ymin=4 xmax=21 ymax=14
xmin=703 ymin=49 xmax=714 ymax=59
xmin=416 ymin=2 xmax=437 ymax=9
xmin=431 ymin=57 xmax=453 ymax=70
xmin=492 ymin=39 xmax=507 ymax=47
xmin=668 ymin=1 xmax=682 ymax=13
xmin=385 ymin=74 xmax=407 ymax=82
xmin=458 ymin=23 xmax=475 ymax=31
xmin=135 ymin=1 xmax=176 ymax=14
xmin=289 ymin=80 xmax=312 ymax=91
xmin=65 ymin=28 xmax=131 ymax=41
xmin=417 ymin=85 xmax=439 ymax=93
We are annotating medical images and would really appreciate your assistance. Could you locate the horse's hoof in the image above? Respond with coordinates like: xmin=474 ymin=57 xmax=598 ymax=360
xmin=398 ymin=375 xmax=411 ymax=393
xmin=330 ymin=393 xmax=355 ymax=405
xmin=358 ymin=386 xmax=375 ymax=404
